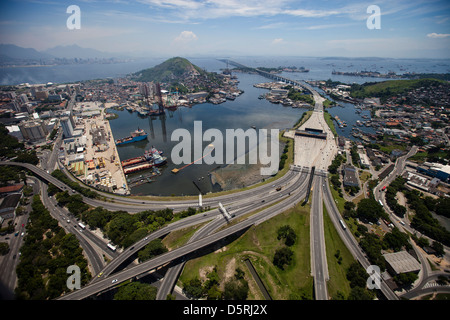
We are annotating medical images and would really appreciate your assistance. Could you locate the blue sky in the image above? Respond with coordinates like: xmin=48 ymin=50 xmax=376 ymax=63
xmin=1 ymin=0 xmax=449 ymax=58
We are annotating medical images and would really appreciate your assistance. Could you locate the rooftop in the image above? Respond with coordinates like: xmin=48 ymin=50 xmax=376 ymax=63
xmin=383 ymin=251 xmax=421 ymax=275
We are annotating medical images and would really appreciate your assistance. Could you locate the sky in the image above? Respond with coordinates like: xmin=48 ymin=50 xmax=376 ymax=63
xmin=0 ymin=0 xmax=449 ymax=59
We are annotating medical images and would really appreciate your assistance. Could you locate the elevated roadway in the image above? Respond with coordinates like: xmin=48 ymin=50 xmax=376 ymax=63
xmin=58 ymin=167 xmax=312 ymax=300
xmin=156 ymin=168 xmax=310 ymax=299
xmin=0 ymin=161 xmax=300 ymax=213
xmin=89 ymin=167 xmax=305 ymax=280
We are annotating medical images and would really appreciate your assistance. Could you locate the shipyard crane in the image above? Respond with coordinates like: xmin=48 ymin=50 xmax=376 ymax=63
xmin=152 ymin=82 xmax=165 ymax=115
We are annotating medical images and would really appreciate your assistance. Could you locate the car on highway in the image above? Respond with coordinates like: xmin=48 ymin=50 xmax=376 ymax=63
xmin=97 ymin=272 xmax=103 ymax=278
xmin=111 ymin=279 xmax=118 ymax=283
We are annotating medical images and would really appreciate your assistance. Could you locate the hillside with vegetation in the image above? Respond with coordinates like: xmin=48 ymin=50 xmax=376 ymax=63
xmin=132 ymin=57 xmax=206 ymax=83
xmin=350 ymin=78 xmax=449 ymax=104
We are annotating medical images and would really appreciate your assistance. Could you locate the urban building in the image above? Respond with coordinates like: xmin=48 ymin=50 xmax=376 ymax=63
xmin=359 ymin=152 xmax=371 ymax=169
xmin=0 ymin=193 xmax=22 ymax=224
xmin=35 ymin=90 xmax=49 ymax=100
xmin=18 ymin=119 xmax=48 ymax=142
xmin=383 ymin=251 xmax=421 ymax=276
xmin=60 ymin=117 xmax=74 ymax=138
xmin=342 ymin=164 xmax=359 ymax=187
xmin=417 ymin=162 xmax=450 ymax=182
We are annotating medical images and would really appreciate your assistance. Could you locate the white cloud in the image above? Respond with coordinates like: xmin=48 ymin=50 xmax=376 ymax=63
xmin=255 ymin=22 xmax=286 ymax=30
xmin=282 ymin=8 xmax=342 ymax=18
xmin=137 ymin=0 xmax=202 ymax=10
xmin=427 ymin=33 xmax=450 ymax=38
xmin=271 ymin=38 xmax=284 ymax=45
xmin=174 ymin=30 xmax=198 ymax=42
xmin=304 ymin=23 xmax=356 ymax=30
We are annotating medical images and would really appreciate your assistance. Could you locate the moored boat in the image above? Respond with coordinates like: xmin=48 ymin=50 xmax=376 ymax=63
xmin=115 ymin=128 xmax=148 ymax=146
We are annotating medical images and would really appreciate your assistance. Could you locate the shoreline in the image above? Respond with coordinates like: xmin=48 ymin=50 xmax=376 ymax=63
xmin=103 ymin=107 xmax=130 ymax=195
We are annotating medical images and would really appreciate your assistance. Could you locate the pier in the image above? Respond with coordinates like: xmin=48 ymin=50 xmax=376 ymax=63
xmin=63 ymin=102 xmax=130 ymax=195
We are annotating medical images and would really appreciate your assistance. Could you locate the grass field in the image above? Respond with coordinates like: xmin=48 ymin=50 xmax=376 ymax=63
xmin=324 ymin=111 xmax=337 ymax=137
xmin=179 ymin=202 xmax=313 ymax=300
xmin=323 ymin=204 xmax=354 ymax=299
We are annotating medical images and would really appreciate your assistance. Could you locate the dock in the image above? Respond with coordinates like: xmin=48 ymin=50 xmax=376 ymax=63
xmin=63 ymin=102 xmax=130 ymax=195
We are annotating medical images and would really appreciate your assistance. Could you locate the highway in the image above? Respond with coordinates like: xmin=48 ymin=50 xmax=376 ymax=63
xmin=56 ymin=60 xmax=368 ymax=301
xmin=0 ymin=178 xmax=38 ymax=299
xmin=58 ymin=62 xmax=392 ymax=301
xmin=4 ymin=63 xmax=431 ymax=301
xmin=310 ymin=175 xmax=328 ymax=300
xmin=322 ymin=175 xmax=399 ymax=300
xmin=58 ymin=167 xmax=312 ymax=300
xmin=0 ymin=159 xmax=301 ymax=213
xmin=86 ymin=166 xmax=304 ymax=279
xmin=39 ymin=181 xmax=107 ymax=275
xmin=155 ymin=168 xmax=311 ymax=299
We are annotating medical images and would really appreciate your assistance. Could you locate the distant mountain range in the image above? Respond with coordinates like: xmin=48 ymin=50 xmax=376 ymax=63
xmin=0 ymin=44 xmax=124 ymax=64
xmin=43 ymin=44 xmax=115 ymax=59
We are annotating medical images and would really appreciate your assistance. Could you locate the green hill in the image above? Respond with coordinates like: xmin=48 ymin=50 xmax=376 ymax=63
xmin=350 ymin=78 xmax=448 ymax=101
xmin=132 ymin=57 xmax=205 ymax=83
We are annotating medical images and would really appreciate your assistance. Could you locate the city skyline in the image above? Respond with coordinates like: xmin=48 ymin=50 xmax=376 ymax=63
xmin=0 ymin=0 xmax=449 ymax=59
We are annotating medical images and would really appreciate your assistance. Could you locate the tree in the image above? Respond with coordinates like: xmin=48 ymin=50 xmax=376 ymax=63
xmin=393 ymin=272 xmax=418 ymax=287
xmin=347 ymin=286 xmax=375 ymax=300
xmin=431 ymin=241 xmax=445 ymax=257
xmin=223 ymin=279 xmax=249 ymax=300
xmin=359 ymin=233 xmax=386 ymax=271
xmin=234 ymin=268 xmax=245 ymax=280
xmin=114 ymin=282 xmax=157 ymax=300
xmin=273 ymin=247 xmax=294 ymax=270
xmin=382 ymin=227 xmax=410 ymax=252
xmin=204 ymin=266 xmax=220 ymax=290
xmin=137 ymin=239 xmax=167 ymax=262
xmin=435 ymin=197 xmax=450 ymax=218
xmin=183 ymin=277 xmax=204 ymax=299
xmin=344 ymin=201 xmax=356 ymax=211
xmin=346 ymin=262 xmax=368 ymax=288
xmin=357 ymin=224 xmax=368 ymax=236
xmin=277 ymin=225 xmax=297 ymax=246
xmin=356 ymin=198 xmax=387 ymax=223
xmin=207 ymin=285 xmax=222 ymax=300
xmin=0 ymin=242 xmax=9 ymax=255
xmin=47 ymin=183 xmax=60 ymax=196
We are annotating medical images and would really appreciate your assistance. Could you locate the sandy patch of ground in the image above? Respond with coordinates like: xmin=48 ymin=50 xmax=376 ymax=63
xmin=222 ymin=257 xmax=236 ymax=285
xmin=198 ymin=265 xmax=215 ymax=282
xmin=214 ymin=245 xmax=227 ymax=254
xmin=396 ymin=191 xmax=407 ymax=207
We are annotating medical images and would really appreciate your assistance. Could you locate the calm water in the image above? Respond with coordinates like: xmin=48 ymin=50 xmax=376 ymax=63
xmin=2 ymin=56 xmax=449 ymax=86
xmin=3 ymin=56 xmax=449 ymax=195
xmin=109 ymin=72 xmax=307 ymax=196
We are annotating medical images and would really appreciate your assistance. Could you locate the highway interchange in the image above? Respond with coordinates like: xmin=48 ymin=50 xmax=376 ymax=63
xmin=1 ymin=67 xmax=449 ymax=301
